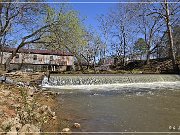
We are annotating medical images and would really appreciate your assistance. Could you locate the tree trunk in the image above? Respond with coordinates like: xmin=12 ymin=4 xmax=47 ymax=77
xmin=122 ymin=27 xmax=126 ymax=67
xmin=146 ymin=50 xmax=151 ymax=65
xmin=93 ymin=55 xmax=96 ymax=73
xmin=164 ymin=0 xmax=178 ymax=72
xmin=4 ymin=41 xmax=25 ymax=71
xmin=0 ymin=47 xmax=3 ymax=67
xmin=5 ymin=53 xmax=13 ymax=71
xmin=86 ymin=55 xmax=90 ymax=70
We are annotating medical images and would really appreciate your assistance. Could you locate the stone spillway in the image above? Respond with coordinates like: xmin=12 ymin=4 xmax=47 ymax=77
xmin=42 ymin=74 xmax=180 ymax=86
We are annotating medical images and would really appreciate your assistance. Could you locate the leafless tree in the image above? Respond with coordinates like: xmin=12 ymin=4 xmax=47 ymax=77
xmin=143 ymin=0 xmax=180 ymax=71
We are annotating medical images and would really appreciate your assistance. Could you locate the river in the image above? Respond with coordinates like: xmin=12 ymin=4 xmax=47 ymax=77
xmin=42 ymin=74 xmax=180 ymax=134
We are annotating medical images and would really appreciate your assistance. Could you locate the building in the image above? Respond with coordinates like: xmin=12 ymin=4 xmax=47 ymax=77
xmin=0 ymin=47 xmax=74 ymax=71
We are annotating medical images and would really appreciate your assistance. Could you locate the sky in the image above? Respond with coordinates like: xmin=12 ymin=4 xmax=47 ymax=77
xmin=72 ymin=3 xmax=113 ymax=30
xmin=70 ymin=0 xmax=118 ymax=31
xmin=49 ymin=0 xmax=118 ymax=33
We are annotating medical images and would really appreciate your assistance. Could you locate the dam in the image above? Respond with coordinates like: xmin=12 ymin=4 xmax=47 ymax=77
xmin=42 ymin=74 xmax=180 ymax=90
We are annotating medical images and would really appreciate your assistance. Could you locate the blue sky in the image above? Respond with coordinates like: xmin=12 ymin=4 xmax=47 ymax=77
xmin=72 ymin=3 xmax=114 ymax=31
xmin=50 ymin=0 xmax=118 ymax=33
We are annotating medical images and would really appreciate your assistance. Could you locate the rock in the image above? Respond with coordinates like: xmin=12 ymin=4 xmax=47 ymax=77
xmin=47 ymin=106 xmax=55 ymax=117
xmin=27 ymin=97 xmax=34 ymax=103
xmin=52 ymin=116 xmax=57 ymax=120
xmin=6 ymin=126 xmax=17 ymax=135
xmin=15 ymin=123 xmax=22 ymax=131
xmin=0 ymin=109 xmax=4 ymax=116
xmin=0 ymin=96 xmax=6 ymax=103
xmin=17 ymin=82 xmax=25 ymax=87
xmin=19 ymin=124 xmax=40 ymax=135
xmin=13 ymin=116 xmax=20 ymax=125
xmin=178 ymin=126 xmax=180 ymax=131
xmin=11 ymin=104 xmax=21 ymax=109
xmin=0 ymin=75 xmax=6 ymax=83
xmin=73 ymin=123 xmax=81 ymax=128
xmin=0 ymin=128 xmax=5 ymax=135
xmin=37 ymin=105 xmax=47 ymax=114
xmin=61 ymin=128 xmax=71 ymax=135
xmin=2 ymin=90 xmax=11 ymax=96
xmin=1 ymin=118 xmax=14 ymax=131
xmin=34 ymin=112 xmax=41 ymax=119
xmin=1 ymin=115 xmax=21 ymax=132
xmin=22 ymin=111 xmax=28 ymax=119
xmin=5 ymin=78 xmax=14 ymax=84
xmin=40 ymin=105 xmax=48 ymax=112
xmin=27 ymin=88 xmax=35 ymax=97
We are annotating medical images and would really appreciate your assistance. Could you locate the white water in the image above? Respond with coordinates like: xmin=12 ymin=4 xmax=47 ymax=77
xmin=41 ymin=74 xmax=180 ymax=91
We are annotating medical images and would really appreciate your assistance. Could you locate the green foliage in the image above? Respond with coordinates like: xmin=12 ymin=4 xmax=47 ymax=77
xmin=133 ymin=38 xmax=147 ymax=55
xmin=44 ymin=5 xmax=87 ymax=53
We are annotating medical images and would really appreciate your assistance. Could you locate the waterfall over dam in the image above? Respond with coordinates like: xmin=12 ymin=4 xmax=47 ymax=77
xmin=42 ymin=74 xmax=180 ymax=90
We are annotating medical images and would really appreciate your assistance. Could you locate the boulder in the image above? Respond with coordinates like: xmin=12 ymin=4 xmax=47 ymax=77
xmin=1 ymin=116 xmax=21 ymax=132
xmin=0 ymin=109 xmax=4 ymax=116
xmin=2 ymin=90 xmax=11 ymax=96
xmin=0 ymin=128 xmax=5 ymax=135
xmin=6 ymin=126 xmax=17 ymax=135
xmin=11 ymin=104 xmax=21 ymax=109
xmin=61 ymin=128 xmax=71 ymax=135
xmin=73 ymin=123 xmax=81 ymax=128
xmin=4 ymin=78 xmax=14 ymax=84
xmin=15 ymin=123 xmax=22 ymax=131
xmin=19 ymin=124 xmax=40 ymax=135
xmin=27 ymin=88 xmax=35 ymax=97
xmin=39 ymin=105 xmax=48 ymax=112
xmin=0 ymin=96 xmax=6 ymax=103
xmin=47 ymin=106 xmax=55 ymax=117
xmin=17 ymin=82 xmax=25 ymax=87
xmin=1 ymin=118 xmax=14 ymax=131
xmin=0 ymin=75 xmax=6 ymax=83
xmin=52 ymin=116 xmax=57 ymax=120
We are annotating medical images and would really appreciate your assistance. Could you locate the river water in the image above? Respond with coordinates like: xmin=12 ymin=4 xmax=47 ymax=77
xmin=42 ymin=75 xmax=180 ymax=134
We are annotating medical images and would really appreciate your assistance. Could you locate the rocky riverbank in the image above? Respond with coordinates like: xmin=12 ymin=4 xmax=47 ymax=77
xmin=0 ymin=71 xmax=60 ymax=134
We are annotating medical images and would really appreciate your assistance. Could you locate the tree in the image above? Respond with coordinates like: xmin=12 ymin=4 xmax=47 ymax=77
xmin=172 ymin=25 xmax=180 ymax=57
xmin=79 ymin=29 xmax=103 ymax=71
xmin=143 ymin=0 xmax=180 ymax=71
xmin=42 ymin=5 xmax=87 ymax=71
xmin=98 ymin=3 xmax=140 ymax=66
xmin=97 ymin=14 xmax=112 ymax=59
xmin=133 ymin=38 xmax=147 ymax=60
xmin=164 ymin=0 xmax=178 ymax=71
xmin=0 ymin=1 xmax=52 ymax=70
xmin=136 ymin=4 xmax=165 ymax=64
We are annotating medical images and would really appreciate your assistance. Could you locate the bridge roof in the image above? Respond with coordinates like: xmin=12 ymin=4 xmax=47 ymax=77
xmin=2 ymin=47 xmax=73 ymax=56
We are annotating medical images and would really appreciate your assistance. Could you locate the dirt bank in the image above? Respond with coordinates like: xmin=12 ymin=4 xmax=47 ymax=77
xmin=0 ymin=71 xmax=59 ymax=134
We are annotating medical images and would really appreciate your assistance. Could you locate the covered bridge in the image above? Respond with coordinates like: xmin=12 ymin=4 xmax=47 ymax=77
xmin=0 ymin=47 xmax=74 ymax=71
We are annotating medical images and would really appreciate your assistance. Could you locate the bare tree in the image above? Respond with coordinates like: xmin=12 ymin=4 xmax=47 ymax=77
xmin=144 ymin=0 xmax=180 ymax=71
xmin=137 ymin=4 xmax=165 ymax=64
xmin=0 ymin=1 xmax=53 ymax=70
xmin=164 ymin=0 xmax=178 ymax=71
xmin=106 ymin=3 xmax=139 ymax=66
xmin=97 ymin=14 xmax=112 ymax=60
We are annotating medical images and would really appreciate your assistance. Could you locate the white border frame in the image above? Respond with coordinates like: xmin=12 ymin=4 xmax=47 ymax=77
xmin=0 ymin=0 xmax=180 ymax=134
